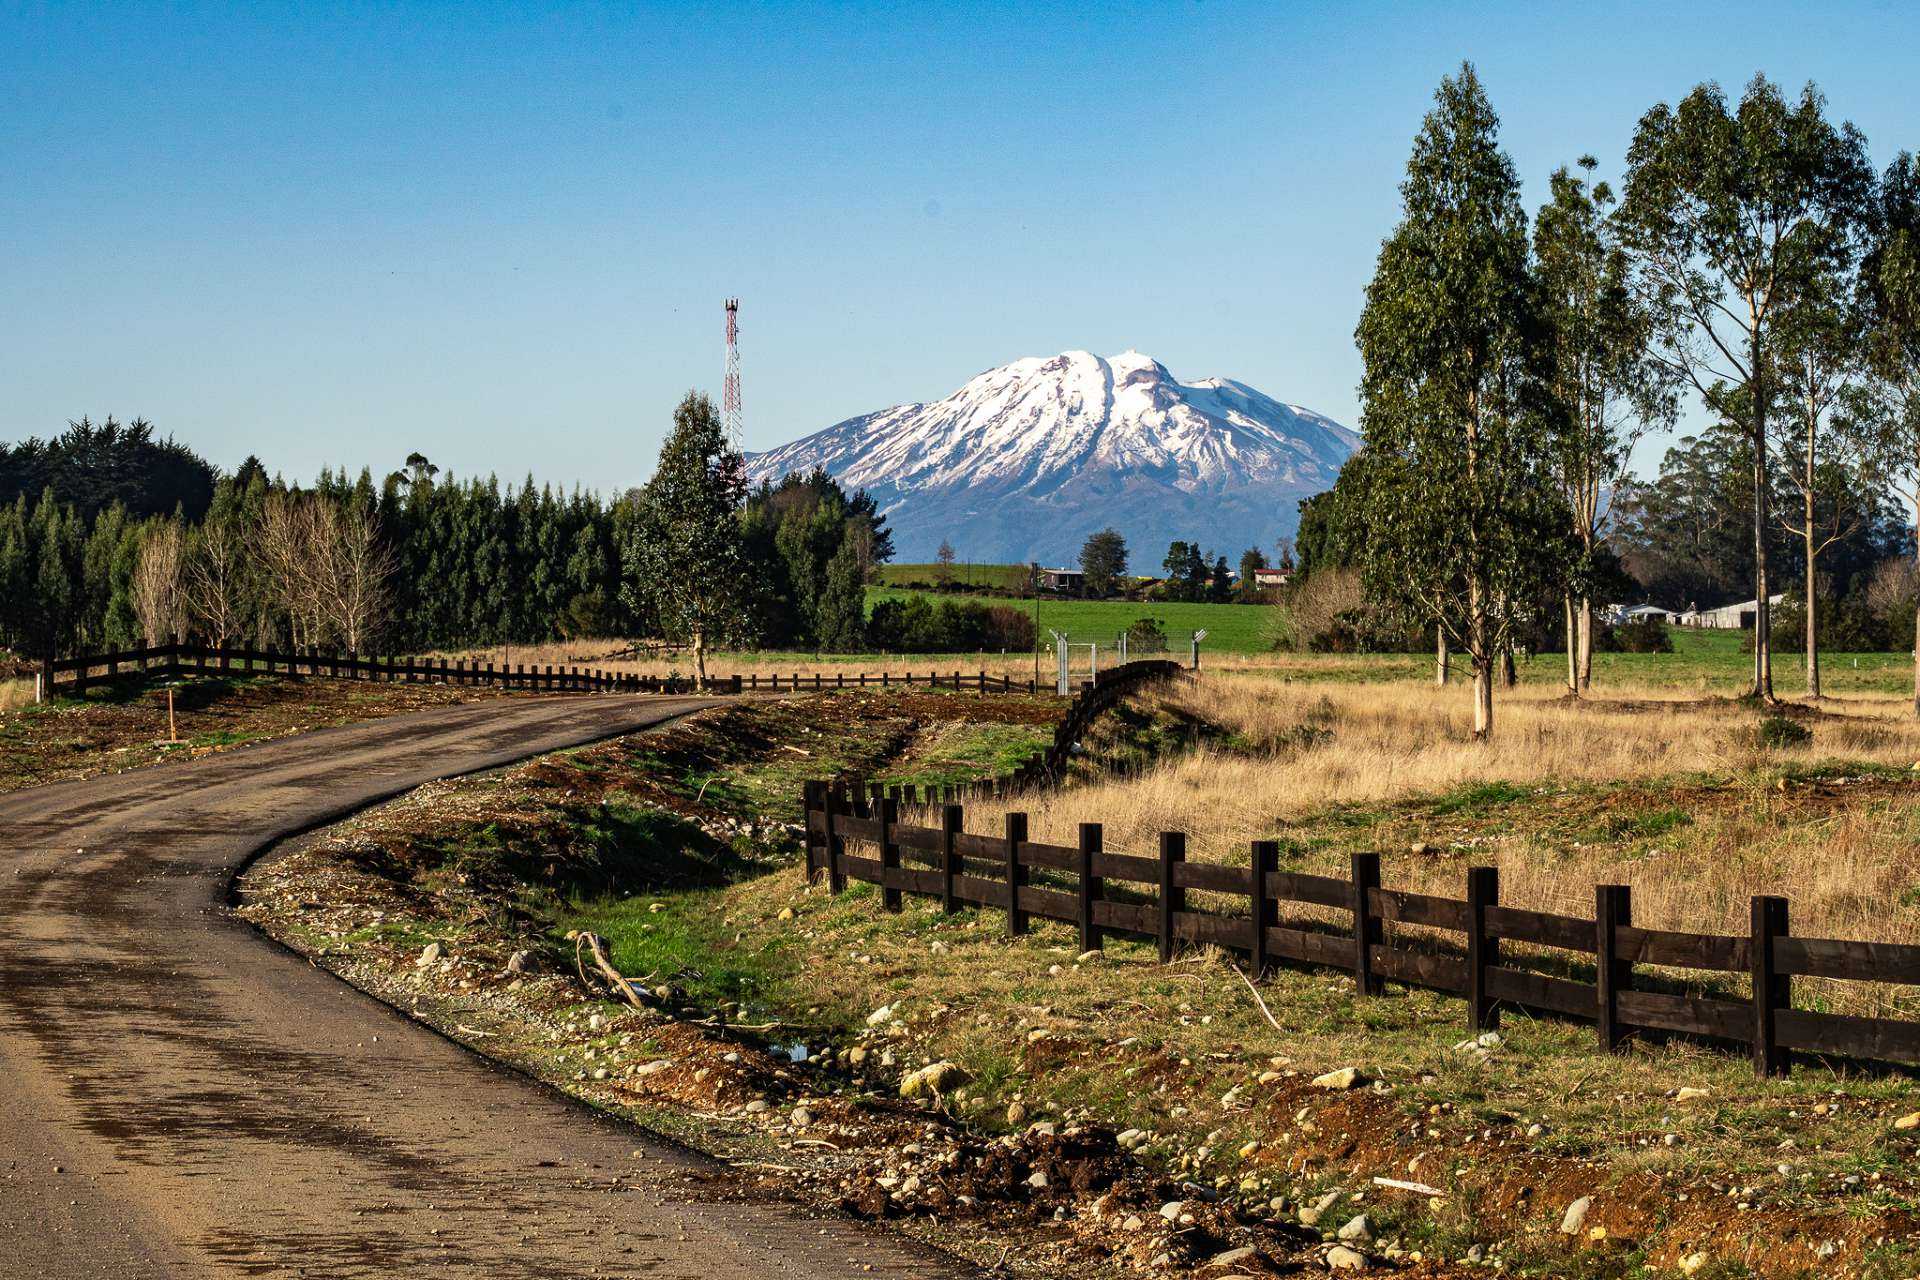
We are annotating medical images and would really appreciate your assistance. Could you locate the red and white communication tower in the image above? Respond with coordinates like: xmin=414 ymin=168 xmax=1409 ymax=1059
xmin=722 ymin=297 xmax=743 ymax=449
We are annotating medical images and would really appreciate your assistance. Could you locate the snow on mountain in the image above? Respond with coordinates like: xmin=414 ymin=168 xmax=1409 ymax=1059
xmin=746 ymin=349 xmax=1360 ymax=565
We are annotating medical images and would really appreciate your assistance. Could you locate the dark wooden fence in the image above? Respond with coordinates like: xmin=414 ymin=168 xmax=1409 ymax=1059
xmin=44 ymin=642 xmax=732 ymax=695
xmin=41 ymin=643 xmax=1170 ymax=701
xmin=799 ymin=794 xmax=1920 ymax=1077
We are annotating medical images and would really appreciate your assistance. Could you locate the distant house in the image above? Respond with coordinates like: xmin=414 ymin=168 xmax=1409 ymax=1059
xmin=1676 ymin=594 xmax=1785 ymax=629
xmin=1601 ymin=603 xmax=1678 ymax=626
xmin=1252 ymin=567 xmax=1291 ymax=591
xmin=1037 ymin=567 xmax=1084 ymax=594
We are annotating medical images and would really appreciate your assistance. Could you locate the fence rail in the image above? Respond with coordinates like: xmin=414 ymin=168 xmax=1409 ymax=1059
xmin=38 ymin=642 xmax=1156 ymax=701
xmin=799 ymin=792 xmax=1920 ymax=1077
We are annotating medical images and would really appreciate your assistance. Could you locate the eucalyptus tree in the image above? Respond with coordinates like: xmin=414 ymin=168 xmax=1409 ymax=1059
xmin=620 ymin=392 xmax=751 ymax=685
xmin=1864 ymin=153 xmax=1920 ymax=713
xmin=1533 ymin=157 xmax=1672 ymax=694
xmin=1770 ymin=227 xmax=1879 ymax=698
xmin=1617 ymin=75 xmax=1874 ymax=701
xmin=1354 ymin=64 xmax=1566 ymax=740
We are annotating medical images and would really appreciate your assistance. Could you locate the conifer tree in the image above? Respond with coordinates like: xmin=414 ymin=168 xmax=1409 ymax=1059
xmin=621 ymin=392 xmax=749 ymax=684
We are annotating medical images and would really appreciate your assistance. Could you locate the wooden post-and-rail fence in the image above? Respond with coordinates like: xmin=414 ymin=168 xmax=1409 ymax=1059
xmin=41 ymin=643 xmax=1183 ymax=704
xmin=801 ymin=786 xmax=1920 ymax=1078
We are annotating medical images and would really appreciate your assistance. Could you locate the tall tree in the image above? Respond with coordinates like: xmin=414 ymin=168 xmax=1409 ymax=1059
xmin=1235 ymin=546 xmax=1271 ymax=602
xmin=1354 ymin=64 xmax=1563 ymax=739
xmin=1618 ymin=75 xmax=1874 ymax=701
xmin=1079 ymin=528 xmax=1128 ymax=598
xmin=1771 ymin=222 xmax=1878 ymax=697
xmin=1533 ymin=156 xmax=1673 ymax=693
xmin=1864 ymin=153 xmax=1920 ymax=713
xmin=620 ymin=392 xmax=749 ymax=685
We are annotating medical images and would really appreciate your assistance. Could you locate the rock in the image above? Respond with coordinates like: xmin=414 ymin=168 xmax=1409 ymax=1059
xmin=1312 ymin=1067 xmax=1366 ymax=1091
xmin=1299 ymin=1190 xmax=1342 ymax=1227
xmin=1337 ymin=1214 xmax=1372 ymax=1243
xmin=633 ymin=1059 xmax=671 ymax=1078
xmin=742 ymin=1099 xmax=770 ymax=1114
xmin=1116 ymin=1128 xmax=1146 ymax=1150
xmin=1075 ymin=949 xmax=1103 ymax=964
xmin=791 ymin=1107 xmax=814 ymax=1127
xmin=1476 ymin=1031 xmax=1503 ymax=1049
xmin=899 ymin=1061 xmax=970 ymax=1099
xmin=1560 ymin=1196 xmax=1592 ymax=1235
xmin=1211 ymin=1246 xmax=1257 ymax=1266
xmin=505 ymin=949 xmax=534 ymax=974
xmin=1026 ymin=1170 xmax=1049 ymax=1189
xmin=865 ymin=1003 xmax=897 ymax=1028
xmin=1893 ymin=1111 xmax=1920 ymax=1130
xmin=1121 ymin=1215 xmax=1144 ymax=1231
xmin=1325 ymin=1245 xmax=1368 ymax=1271
xmin=1674 ymin=1087 xmax=1711 ymax=1103
xmin=588 ymin=1014 xmax=606 ymax=1031
xmin=415 ymin=942 xmax=441 ymax=968
xmin=777 ymin=907 xmax=795 ymax=921
xmin=1159 ymin=1200 xmax=1185 ymax=1221
xmin=1678 ymin=1252 xmax=1710 ymax=1276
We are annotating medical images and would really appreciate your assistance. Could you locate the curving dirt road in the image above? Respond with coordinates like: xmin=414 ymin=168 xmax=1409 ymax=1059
xmin=0 ymin=695 xmax=973 ymax=1280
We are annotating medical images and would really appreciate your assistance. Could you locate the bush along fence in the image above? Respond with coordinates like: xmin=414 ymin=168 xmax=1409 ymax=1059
xmin=813 ymin=660 xmax=1184 ymax=802
xmin=38 ymin=644 xmax=1178 ymax=702
xmin=797 ymin=797 xmax=1920 ymax=1078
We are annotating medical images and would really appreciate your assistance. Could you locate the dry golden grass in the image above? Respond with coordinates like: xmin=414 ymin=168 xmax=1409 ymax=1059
xmin=0 ymin=677 xmax=37 ymax=712
xmin=940 ymin=674 xmax=1920 ymax=978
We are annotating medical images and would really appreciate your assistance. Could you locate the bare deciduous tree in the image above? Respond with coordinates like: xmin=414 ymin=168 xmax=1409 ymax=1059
xmin=185 ymin=515 xmax=249 ymax=648
xmin=322 ymin=502 xmax=394 ymax=652
xmin=130 ymin=521 xmax=186 ymax=647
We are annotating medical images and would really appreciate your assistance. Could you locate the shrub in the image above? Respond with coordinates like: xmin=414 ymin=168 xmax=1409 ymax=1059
xmin=1596 ymin=618 xmax=1672 ymax=653
xmin=985 ymin=605 xmax=1037 ymax=651
xmin=1124 ymin=617 xmax=1168 ymax=653
xmin=1749 ymin=713 xmax=1812 ymax=750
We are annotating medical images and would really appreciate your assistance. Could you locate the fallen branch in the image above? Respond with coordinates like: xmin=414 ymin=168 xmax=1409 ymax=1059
xmin=1232 ymin=963 xmax=1284 ymax=1034
xmin=574 ymin=931 xmax=653 ymax=1010
xmin=1371 ymin=1176 xmax=1444 ymax=1197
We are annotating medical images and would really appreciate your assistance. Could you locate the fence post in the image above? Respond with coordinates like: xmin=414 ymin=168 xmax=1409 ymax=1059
xmin=1467 ymin=866 xmax=1500 ymax=1031
xmin=827 ymin=785 xmax=848 ymax=894
xmin=1352 ymin=852 xmax=1382 ymax=996
xmin=801 ymin=781 xmax=823 ymax=880
xmin=1596 ymin=884 xmax=1632 ymax=1052
xmin=1004 ymin=812 xmax=1029 ymax=935
xmin=879 ymin=798 xmax=902 ymax=913
xmin=940 ymin=804 xmax=962 ymax=913
xmin=1077 ymin=822 xmax=1104 ymax=953
xmin=1751 ymin=895 xmax=1791 ymax=1078
xmin=1250 ymin=840 xmax=1277 ymax=979
xmin=1157 ymin=832 xmax=1186 ymax=963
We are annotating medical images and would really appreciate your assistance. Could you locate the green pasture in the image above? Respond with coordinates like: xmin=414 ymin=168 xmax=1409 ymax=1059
xmin=863 ymin=588 xmax=1275 ymax=653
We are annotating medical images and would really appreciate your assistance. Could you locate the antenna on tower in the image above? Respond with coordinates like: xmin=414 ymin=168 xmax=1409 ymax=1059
xmin=722 ymin=297 xmax=743 ymax=449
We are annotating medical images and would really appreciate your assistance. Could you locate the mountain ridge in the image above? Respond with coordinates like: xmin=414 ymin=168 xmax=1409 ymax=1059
xmin=747 ymin=350 xmax=1359 ymax=565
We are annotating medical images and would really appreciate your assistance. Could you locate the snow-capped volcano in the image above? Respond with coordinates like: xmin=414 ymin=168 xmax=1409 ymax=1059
xmin=747 ymin=350 xmax=1359 ymax=565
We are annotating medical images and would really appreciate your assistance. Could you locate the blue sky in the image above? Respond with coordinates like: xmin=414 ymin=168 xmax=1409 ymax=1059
xmin=5 ymin=1 xmax=1919 ymax=492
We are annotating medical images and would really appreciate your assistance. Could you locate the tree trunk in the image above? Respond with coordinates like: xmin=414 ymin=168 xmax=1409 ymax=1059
xmin=1468 ymin=577 xmax=1492 ymax=740
xmin=1436 ymin=626 xmax=1449 ymax=687
xmin=1563 ymin=595 xmax=1577 ymax=696
xmin=1805 ymin=491 xmax=1820 ymax=700
xmin=1499 ymin=640 xmax=1516 ymax=689
xmin=1578 ymin=599 xmax=1594 ymax=691
xmin=1472 ymin=654 xmax=1493 ymax=740
xmin=1912 ymin=484 xmax=1919 ymax=718
xmin=1751 ymin=346 xmax=1774 ymax=702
